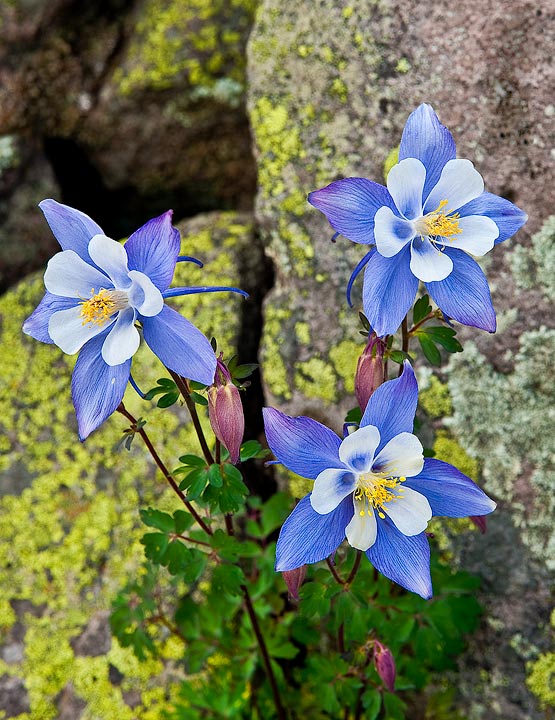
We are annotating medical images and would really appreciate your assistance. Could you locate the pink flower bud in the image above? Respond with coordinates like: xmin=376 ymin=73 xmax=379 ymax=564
xmin=355 ymin=334 xmax=386 ymax=412
xmin=374 ymin=641 xmax=396 ymax=692
xmin=470 ymin=515 xmax=487 ymax=534
xmin=208 ymin=355 xmax=244 ymax=464
xmin=282 ymin=565 xmax=307 ymax=601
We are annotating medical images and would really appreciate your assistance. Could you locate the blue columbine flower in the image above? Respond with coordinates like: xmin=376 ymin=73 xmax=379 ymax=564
xmin=263 ymin=362 xmax=495 ymax=598
xmin=23 ymin=200 xmax=247 ymax=440
xmin=308 ymin=104 xmax=528 ymax=337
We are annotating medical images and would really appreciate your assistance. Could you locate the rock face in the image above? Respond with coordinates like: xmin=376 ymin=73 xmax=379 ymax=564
xmin=248 ymin=1 xmax=554 ymax=718
xmin=0 ymin=211 xmax=256 ymax=718
xmin=0 ymin=0 xmax=257 ymax=288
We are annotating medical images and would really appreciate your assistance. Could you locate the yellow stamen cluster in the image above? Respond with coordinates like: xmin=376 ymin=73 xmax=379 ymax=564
xmin=354 ymin=472 xmax=406 ymax=517
xmin=420 ymin=199 xmax=461 ymax=238
xmin=80 ymin=288 xmax=124 ymax=326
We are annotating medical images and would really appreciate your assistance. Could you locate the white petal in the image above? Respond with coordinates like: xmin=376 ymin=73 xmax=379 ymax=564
xmin=311 ymin=468 xmax=357 ymax=514
xmin=440 ymin=214 xmax=499 ymax=256
xmin=48 ymin=305 xmax=111 ymax=354
xmin=127 ymin=270 xmax=164 ymax=317
xmin=374 ymin=206 xmax=415 ymax=258
xmin=44 ymin=250 xmax=110 ymax=298
xmin=372 ymin=432 xmax=424 ymax=478
xmin=410 ymin=237 xmax=453 ymax=282
xmin=345 ymin=501 xmax=377 ymax=551
xmin=382 ymin=487 xmax=431 ymax=536
xmin=424 ymin=159 xmax=484 ymax=214
xmin=88 ymin=234 xmax=131 ymax=289
xmin=386 ymin=158 xmax=426 ymax=220
xmin=101 ymin=307 xmax=140 ymax=365
xmin=339 ymin=425 xmax=380 ymax=472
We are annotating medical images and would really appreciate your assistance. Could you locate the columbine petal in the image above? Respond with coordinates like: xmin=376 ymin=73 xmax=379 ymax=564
xmin=88 ymin=234 xmax=131 ymax=289
xmin=142 ymin=305 xmax=216 ymax=385
xmin=308 ymin=178 xmax=396 ymax=244
xmin=374 ymin=206 xmax=415 ymax=258
xmin=275 ymin=495 xmax=353 ymax=571
xmin=405 ymin=458 xmax=496 ymax=517
xmin=345 ymin=502 xmax=377 ymax=551
xmin=386 ymin=158 xmax=426 ymax=220
xmin=263 ymin=407 xmax=342 ymax=480
xmin=23 ymin=292 xmax=78 ymax=344
xmin=366 ymin=516 xmax=432 ymax=598
xmin=71 ymin=334 xmax=131 ymax=440
xmin=39 ymin=199 xmax=104 ymax=261
xmin=362 ymin=246 xmax=418 ymax=337
xmin=427 ymin=248 xmax=496 ymax=332
xmin=44 ymin=250 xmax=110 ymax=298
xmin=338 ymin=425 xmax=380 ymax=472
xmin=398 ymin=104 xmax=456 ymax=201
xmin=372 ymin=432 xmax=424 ymax=478
xmin=361 ymin=361 xmax=418 ymax=453
xmin=424 ymin=159 xmax=484 ymax=214
xmin=441 ymin=215 xmax=498 ymax=255
xmin=125 ymin=211 xmax=181 ymax=291
xmin=382 ymin=487 xmax=432 ymax=535
xmin=311 ymin=469 xmax=357 ymax=514
xmin=127 ymin=270 xmax=164 ymax=317
xmin=410 ymin=237 xmax=454 ymax=282
xmin=457 ymin=191 xmax=528 ymax=245
xmin=101 ymin=307 xmax=139 ymax=366
xmin=48 ymin=305 xmax=112 ymax=354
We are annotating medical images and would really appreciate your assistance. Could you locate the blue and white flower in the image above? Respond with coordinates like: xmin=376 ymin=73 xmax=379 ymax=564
xmin=23 ymin=200 xmax=246 ymax=440
xmin=263 ymin=362 xmax=496 ymax=598
xmin=308 ymin=104 xmax=528 ymax=337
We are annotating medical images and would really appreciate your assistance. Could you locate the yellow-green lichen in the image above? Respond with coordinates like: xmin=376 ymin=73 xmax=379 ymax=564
xmin=116 ymin=0 xmax=257 ymax=98
xmin=329 ymin=340 xmax=360 ymax=395
xmin=419 ymin=376 xmax=453 ymax=420
xmin=383 ymin=146 xmax=399 ymax=180
xmin=294 ymin=357 xmax=338 ymax=403
xmin=511 ymin=214 xmax=555 ymax=302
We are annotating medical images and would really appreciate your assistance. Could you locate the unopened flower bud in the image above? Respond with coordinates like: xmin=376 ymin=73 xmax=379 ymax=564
xmin=374 ymin=640 xmax=396 ymax=692
xmin=355 ymin=333 xmax=386 ymax=412
xmin=282 ymin=565 xmax=307 ymax=601
xmin=208 ymin=354 xmax=244 ymax=464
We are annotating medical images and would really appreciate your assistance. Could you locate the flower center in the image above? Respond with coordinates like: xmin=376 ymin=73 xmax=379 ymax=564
xmin=415 ymin=199 xmax=461 ymax=239
xmin=353 ymin=471 xmax=406 ymax=518
xmin=80 ymin=288 xmax=128 ymax=326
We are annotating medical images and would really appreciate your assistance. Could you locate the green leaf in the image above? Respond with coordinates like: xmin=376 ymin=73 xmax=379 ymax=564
xmin=361 ymin=689 xmax=381 ymax=719
xmin=189 ymin=380 xmax=206 ymax=391
xmin=239 ymin=440 xmax=269 ymax=461
xmin=389 ymin=349 xmax=412 ymax=364
xmin=179 ymin=467 xmax=209 ymax=499
xmin=178 ymin=454 xmax=206 ymax=467
xmin=359 ymin=311 xmax=371 ymax=330
xmin=232 ymin=363 xmax=258 ymax=380
xmin=208 ymin=464 xmax=224 ymax=488
xmin=140 ymin=508 xmax=175 ymax=533
xmin=261 ymin=492 xmax=291 ymax=535
xmin=413 ymin=294 xmax=432 ymax=324
xmin=383 ymin=692 xmax=406 ymax=720
xmin=143 ymin=386 xmax=169 ymax=400
xmin=423 ymin=325 xmax=463 ymax=353
xmin=190 ymin=391 xmax=208 ymax=406
xmin=173 ymin=510 xmax=195 ymax=535
xmin=212 ymin=564 xmax=245 ymax=596
xmin=141 ymin=532 xmax=169 ymax=564
xmin=418 ymin=334 xmax=442 ymax=365
xmin=157 ymin=391 xmax=179 ymax=408
xmin=344 ymin=406 xmax=362 ymax=424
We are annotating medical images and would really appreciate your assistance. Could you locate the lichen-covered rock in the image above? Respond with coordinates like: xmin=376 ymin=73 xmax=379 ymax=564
xmin=0 ymin=0 xmax=257 ymax=285
xmin=0 ymin=211 xmax=254 ymax=718
xmin=248 ymin=0 xmax=551 ymax=421
xmin=248 ymin=2 xmax=553 ymax=718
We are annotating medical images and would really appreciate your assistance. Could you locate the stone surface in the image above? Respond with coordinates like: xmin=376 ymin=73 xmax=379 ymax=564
xmin=0 ymin=211 xmax=255 ymax=718
xmin=0 ymin=0 xmax=257 ymax=287
xmin=247 ymin=1 xmax=554 ymax=718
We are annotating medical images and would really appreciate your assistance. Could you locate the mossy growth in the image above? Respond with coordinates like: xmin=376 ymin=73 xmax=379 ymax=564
xmin=0 ymin=212 xmax=251 ymax=717
xmin=527 ymin=609 xmax=555 ymax=709
xmin=116 ymin=0 xmax=257 ymax=99
xmin=511 ymin=214 xmax=555 ymax=301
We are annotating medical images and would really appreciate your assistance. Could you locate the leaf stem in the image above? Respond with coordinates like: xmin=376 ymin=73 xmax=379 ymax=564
xmin=399 ymin=316 xmax=409 ymax=376
xmin=326 ymin=557 xmax=345 ymax=585
xmin=117 ymin=404 xmax=212 ymax=536
xmin=407 ymin=310 xmax=436 ymax=335
xmin=168 ymin=370 xmax=215 ymax=465
xmin=345 ymin=550 xmax=362 ymax=585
